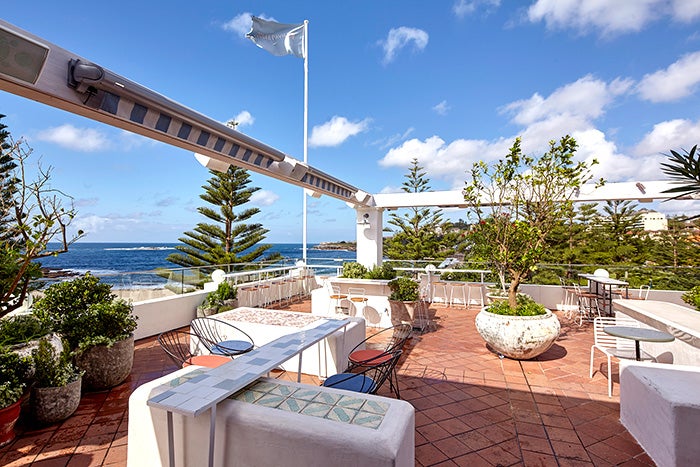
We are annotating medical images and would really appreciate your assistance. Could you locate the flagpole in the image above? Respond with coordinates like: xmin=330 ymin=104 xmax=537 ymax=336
xmin=302 ymin=20 xmax=309 ymax=263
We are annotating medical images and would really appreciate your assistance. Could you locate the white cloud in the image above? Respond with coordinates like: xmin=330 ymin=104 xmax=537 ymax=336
xmin=73 ymin=214 xmax=112 ymax=234
xmin=672 ymin=0 xmax=700 ymax=22
xmin=36 ymin=124 xmax=110 ymax=152
xmin=502 ymin=75 xmax=633 ymax=126
xmin=232 ymin=110 xmax=255 ymax=127
xmin=636 ymin=51 xmax=700 ymax=102
xmin=250 ymin=189 xmax=279 ymax=206
xmin=633 ymin=118 xmax=700 ymax=156
xmin=370 ymin=128 xmax=415 ymax=150
xmin=379 ymin=135 xmax=511 ymax=189
xmin=222 ymin=13 xmax=276 ymax=38
xmin=309 ymin=116 xmax=370 ymax=147
xmin=379 ymin=27 xmax=429 ymax=64
xmin=453 ymin=0 xmax=501 ymax=18
xmin=379 ymin=185 xmax=404 ymax=194
xmin=527 ymin=0 xmax=677 ymax=36
xmin=433 ymin=100 xmax=451 ymax=115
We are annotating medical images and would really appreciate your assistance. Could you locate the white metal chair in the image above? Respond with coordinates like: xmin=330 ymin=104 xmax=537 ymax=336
xmin=590 ymin=316 xmax=655 ymax=397
xmin=630 ymin=285 xmax=651 ymax=300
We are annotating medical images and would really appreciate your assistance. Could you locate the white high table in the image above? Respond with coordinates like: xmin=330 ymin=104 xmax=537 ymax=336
xmin=579 ymin=273 xmax=629 ymax=314
xmin=147 ymin=318 xmax=350 ymax=467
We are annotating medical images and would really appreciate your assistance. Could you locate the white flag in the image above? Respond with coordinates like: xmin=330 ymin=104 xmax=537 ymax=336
xmin=246 ymin=17 xmax=306 ymax=59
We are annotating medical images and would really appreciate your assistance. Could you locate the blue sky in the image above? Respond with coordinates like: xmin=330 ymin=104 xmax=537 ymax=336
xmin=2 ymin=1 xmax=700 ymax=244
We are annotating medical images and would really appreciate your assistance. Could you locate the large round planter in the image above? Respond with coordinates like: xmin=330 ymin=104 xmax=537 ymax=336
xmin=0 ymin=399 xmax=21 ymax=447
xmin=474 ymin=308 xmax=560 ymax=360
xmin=76 ymin=335 xmax=134 ymax=390
xmin=31 ymin=376 xmax=82 ymax=425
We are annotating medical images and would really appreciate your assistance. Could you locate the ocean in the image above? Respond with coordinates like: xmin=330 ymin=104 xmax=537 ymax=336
xmin=37 ymin=242 xmax=355 ymax=289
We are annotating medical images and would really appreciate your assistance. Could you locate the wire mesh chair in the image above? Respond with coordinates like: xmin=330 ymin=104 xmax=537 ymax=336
xmin=190 ymin=317 xmax=255 ymax=357
xmin=347 ymin=324 xmax=412 ymax=398
xmin=157 ymin=330 xmax=231 ymax=368
xmin=322 ymin=350 xmax=402 ymax=396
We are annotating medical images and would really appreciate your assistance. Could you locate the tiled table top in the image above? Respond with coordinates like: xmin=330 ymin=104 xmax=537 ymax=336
xmin=147 ymin=318 xmax=350 ymax=417
xmin=165 ymin=370 xmax=389 ymax=429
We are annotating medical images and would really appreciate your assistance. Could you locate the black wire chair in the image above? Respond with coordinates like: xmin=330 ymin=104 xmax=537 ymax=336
xmin=322 ymin=350 xmax=402 ymax=396
xmin=190 ymin=317 xmax=255 ymax=357
xmin=157 ymin=330 xmax=231 ymax=368
xmin=347 ymin=323 xmax=412 ymax=398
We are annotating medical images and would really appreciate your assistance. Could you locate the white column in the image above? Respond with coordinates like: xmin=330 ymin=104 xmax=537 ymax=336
xmin=355 ymin=208 xmax=383 ymax=269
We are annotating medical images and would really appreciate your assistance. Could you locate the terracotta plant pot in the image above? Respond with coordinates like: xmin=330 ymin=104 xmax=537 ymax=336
xmin=0 ymin=399 xmax=21 ymax=447
xmin=31 ymin=376 xmax=82 ymax=425
xmin=474 ymin=307 xmax=560 ymax=360
xmin=389 ymin=300 xmax=416 ymax=326
xmin=76 ymin=335 xmax=134 ymax=390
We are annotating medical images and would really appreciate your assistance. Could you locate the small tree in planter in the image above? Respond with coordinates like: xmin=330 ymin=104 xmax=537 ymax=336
xmin=463 ymin=136 xmax=600 ymax=359
xmin=463 ymin=135 xmax=600 ymax=311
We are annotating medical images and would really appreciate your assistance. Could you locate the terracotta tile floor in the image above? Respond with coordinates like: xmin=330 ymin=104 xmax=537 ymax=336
xmin=0 ymin=300 xmax=655 ymax=466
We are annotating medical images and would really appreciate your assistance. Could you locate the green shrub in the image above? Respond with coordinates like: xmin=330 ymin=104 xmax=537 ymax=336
xmin=486 ymin=294 xmax=546 ymax=316
xmin=682 ymin=285 xmax=700 ymax=311
xmin=365 ymin=263 xmax=396 ymax=280
xmin=388 ymin=276 xmax=420 ymax=302
xmin=62 ymin=300 xmax=138 ymax=352
xmin=0 ymin=314 xmax=51 ymax=346
xmin=33 ymin=273 xmax=114 ymax=331
xmin=341 ymin=262 xmax=368 ymax=279
xmin=31 ymin=338 xmax=81 ymax=388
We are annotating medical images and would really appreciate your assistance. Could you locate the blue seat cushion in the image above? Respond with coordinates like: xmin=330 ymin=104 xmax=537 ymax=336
xmin=323 ymin=373 xmax=375 ymax=393
xmin=211 ymin=339 xmax=253 ymax=355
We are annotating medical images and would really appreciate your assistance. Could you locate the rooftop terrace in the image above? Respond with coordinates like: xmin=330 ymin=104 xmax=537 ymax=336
xmin=0 ymin=301 xmax=653 ymax=466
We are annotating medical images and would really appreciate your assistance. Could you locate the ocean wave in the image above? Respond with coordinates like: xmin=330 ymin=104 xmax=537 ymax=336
xmin=55 ymin=268 xmax=119 ymax=275
xmin=104 ymin=246 xmax=176 ymax=251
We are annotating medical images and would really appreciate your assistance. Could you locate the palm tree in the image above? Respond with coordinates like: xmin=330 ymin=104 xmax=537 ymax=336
xmin=661 ymin=145 xmax=700 ymax=200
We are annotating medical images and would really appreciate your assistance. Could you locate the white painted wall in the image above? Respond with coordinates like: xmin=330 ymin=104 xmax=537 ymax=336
xmin=132 ymin=290 xmax=207 ymax=340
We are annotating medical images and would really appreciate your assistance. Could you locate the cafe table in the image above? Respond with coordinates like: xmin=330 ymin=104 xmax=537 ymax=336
xmin=603 ymin=325 xmax=675 ymax=360
xmin=579 ymin=273 xmax=629 ymax=315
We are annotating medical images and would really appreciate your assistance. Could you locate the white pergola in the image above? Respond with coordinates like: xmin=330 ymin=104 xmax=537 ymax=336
xmin=0 ymin=20 xmax=691 ymax=269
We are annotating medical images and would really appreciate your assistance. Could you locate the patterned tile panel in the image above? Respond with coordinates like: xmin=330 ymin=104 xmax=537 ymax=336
xmin=228 ymin=380 xmax=386 ymax=429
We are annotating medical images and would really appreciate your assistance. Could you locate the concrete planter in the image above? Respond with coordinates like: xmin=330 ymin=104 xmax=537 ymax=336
xmin=474 ymin=307 xmax=560 ymax=360
xmin=31 ymin=376 xmax=82 ymax=425
xmin=76 ymin=335 xmax=134 ymax=390
xmin=388 ymin=300 xmax=416 ymax=326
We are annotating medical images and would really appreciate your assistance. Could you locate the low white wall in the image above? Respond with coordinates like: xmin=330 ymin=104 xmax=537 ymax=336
xmin=132 ymin=290 xmax=207 ymax=340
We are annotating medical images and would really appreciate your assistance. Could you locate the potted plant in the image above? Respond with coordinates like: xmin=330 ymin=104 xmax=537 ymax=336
xmin=463 ymin=136 xmax=599 ymax=359
xmin=387 ymin=276 xmax=420 ymax=325
xmin=33 ymin=273 xmax=137 ymax=390
xmin=0 ymin=348 xmax=30 ymax=447
xmin=197 ymin=281 xmax=238 ymax=316
xmin=30 ymin=338 xmax=82 ymax=425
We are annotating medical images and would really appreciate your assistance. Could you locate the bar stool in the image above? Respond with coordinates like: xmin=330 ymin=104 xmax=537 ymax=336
xmin=466 ymin=283 xmax=485 ymax=307
xmin=348 ymin=287 xmax=368 ymax=317
xmin=432 ymin=281 xmax=449 ymax=307
xmin=449 ymin=282 xmax=468 ymax=309
xmin=257 ymin=283 xmax=271 ymax=308
xmin=327 ymin=285 xmax=348 ymax=315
